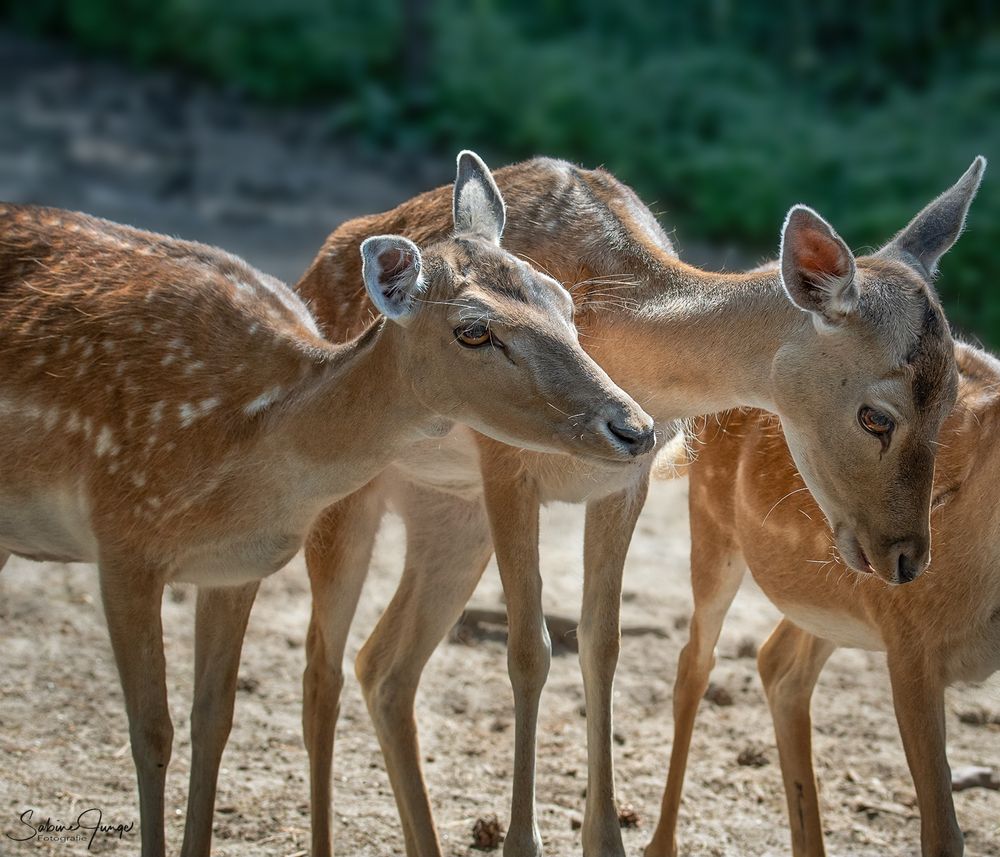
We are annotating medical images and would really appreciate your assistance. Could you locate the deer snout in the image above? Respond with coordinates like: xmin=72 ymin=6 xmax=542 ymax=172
xmin=606 ymin=419 xmax=656 ymax=456
xmin=594 ymin=405 xmax=656 ymax=459
xmin=887 ymin=538 xmax=930 ymax=585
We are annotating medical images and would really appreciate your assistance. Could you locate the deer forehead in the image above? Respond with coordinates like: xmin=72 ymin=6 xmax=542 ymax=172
xmin=437 ymin=238 xmax=568 ymax=307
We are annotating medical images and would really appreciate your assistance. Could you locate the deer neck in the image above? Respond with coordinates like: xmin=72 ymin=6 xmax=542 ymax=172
xmin=265 ymin=321 xmax=438 ymax=507
xmin=579 ymin=261 xmax=811 ymax=423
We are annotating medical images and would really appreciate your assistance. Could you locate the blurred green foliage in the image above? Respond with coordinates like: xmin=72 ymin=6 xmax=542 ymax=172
xmin=3 ymin=0 xmax=998 ymax=344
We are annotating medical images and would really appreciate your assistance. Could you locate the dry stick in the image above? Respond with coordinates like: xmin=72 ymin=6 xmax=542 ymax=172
xmin=454 ymin=607 xmax=669 ymax=654
xmin=951 ymin=766 xmax=1000 ymax=792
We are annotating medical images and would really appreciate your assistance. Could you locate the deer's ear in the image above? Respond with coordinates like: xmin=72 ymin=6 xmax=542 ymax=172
xmin=453 ymin=150 xmax=506 ymax=243
xmin=879 ymin=156 xmax=986 ymax=279
xmin=361 ymin=235 xmax=425 ymax=324
xmin=780 ymin=205 xmax=858 ymax=328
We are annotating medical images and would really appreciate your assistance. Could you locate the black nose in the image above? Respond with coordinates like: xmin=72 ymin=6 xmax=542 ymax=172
xmin=607 ymin=421 xmax=656 ymax=456
xmin=889 ymin=540 xmax=926 ymax=584
xmin=896 ymin=552 xmax=919 ymax=584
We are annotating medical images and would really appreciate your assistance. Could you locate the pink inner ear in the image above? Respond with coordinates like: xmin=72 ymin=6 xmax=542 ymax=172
xmin=378 ymin=248 xmax=410 ymax=285
xmin=795 ymin=227 xmax=848 ymax=278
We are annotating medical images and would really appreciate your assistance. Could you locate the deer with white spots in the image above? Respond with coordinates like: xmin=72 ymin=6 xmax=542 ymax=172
xmin=288 ymin=157 xmax=983 ymax=857
xmin=645 ymin=339 xmax=1000 ymax=857
xmin=0 ymin=152 xmax=654 ymax=857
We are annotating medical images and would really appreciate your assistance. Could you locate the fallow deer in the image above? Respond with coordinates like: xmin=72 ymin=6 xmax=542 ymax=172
xmin=0 ymin=152 xmax=655 ymax=857
xmin=286 ymin=158 xmax=984 ymax=856
xmin=644 ymin=339 xmax=1000 ymax=857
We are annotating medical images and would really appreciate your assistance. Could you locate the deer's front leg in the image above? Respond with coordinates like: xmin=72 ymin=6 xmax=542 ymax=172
xmin=887 ymin=648 xmax=964 ymax=857
xmin=579 ymin=478 xmax=648 ymax=857
xmin=98 ymin=560 xmax=172 ymax=857
xmin=180 ymin=581 xmax=260 ymax=857
xmin=303 ymin=482 xmax=384 ymax=857
xmin=481 ymin=449 xmax=547 ymax=857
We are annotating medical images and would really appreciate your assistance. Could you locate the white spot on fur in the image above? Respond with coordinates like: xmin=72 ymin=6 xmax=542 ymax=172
xmin=30 ymin=354 xmax=46 ymax=367
xmin=244 ymin=386 xmax=283 ymax=416
xmin=161 ymin=354 xmax=177 ymax=366
xmin=149 ymin=402 xmax=165 ymax=424
xmin=95 ymin=426 xmax=118 ymax=457
xmin=178 ymin=398 xmax=219 ymax=428
xmin=131 ymin=472 xmax=146 ymax=488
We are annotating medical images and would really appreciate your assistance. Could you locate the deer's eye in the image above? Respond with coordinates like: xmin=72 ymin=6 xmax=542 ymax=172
xmin=455 ymin=324 xmax=493 ymax=348
xmin=859 ymin=406 xmax=895 ymax=438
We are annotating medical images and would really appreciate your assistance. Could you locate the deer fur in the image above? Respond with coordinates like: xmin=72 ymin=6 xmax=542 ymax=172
xmin=0 ymin=152 xmax=653 ymax=857
xmin=644 ymin=340 xmax=1000 ymax=857
xmin=287 ymin=157 xmax=983 ymax=857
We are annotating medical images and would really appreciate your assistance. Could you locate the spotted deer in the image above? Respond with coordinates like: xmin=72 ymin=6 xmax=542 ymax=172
xmin=282 ymin=158 xmax=983 ymax=857
xmin=645 ymin=340 xmax=1000 ymax=857
xmin=0 ymin=152 xmax=655 ymax=857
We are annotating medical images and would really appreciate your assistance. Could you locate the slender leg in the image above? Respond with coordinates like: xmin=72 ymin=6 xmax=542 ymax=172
xmin=303 ymin=480 xmax=385 ymax=857
xmin=479 ymin=449 xmax=548 ymax=857
xmin=757 ymin=619 xmax=836 ymax=857
xmin=180 ymin=581 xmax=260 ymax=857
xmin=356 ymin=483 xmax=494 ymax=857
xmin=645 ymin=518 xmax=744 ymax=857
xmin=98 ymin=560 xmax=172 ymax=857
xmin=578 ymin=478 xmax=649 ymax=857
xmin=887 ymin=648 xmax=964 ymax=857
xmin=0 ymin=550 xmax=8 ymax=572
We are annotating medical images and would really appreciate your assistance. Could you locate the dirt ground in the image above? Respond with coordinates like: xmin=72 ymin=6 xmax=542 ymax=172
xmin=1 ymin=31 xmax=998 ymax=857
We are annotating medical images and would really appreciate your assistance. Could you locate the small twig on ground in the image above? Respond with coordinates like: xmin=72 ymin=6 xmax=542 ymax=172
xmin=952 ymin=765 xmax=999 ymax=792
xmin=453 ymin=607 xmax=669 ymax=654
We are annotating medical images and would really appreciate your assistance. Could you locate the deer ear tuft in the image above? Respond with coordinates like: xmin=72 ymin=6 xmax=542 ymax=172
xmin=360 ymin=235 xmax=425 ymax=324
xmin=453 ymin=150 xmax=506 ymax=243
xmin=779 ymin=205 xmax=858 ymax=327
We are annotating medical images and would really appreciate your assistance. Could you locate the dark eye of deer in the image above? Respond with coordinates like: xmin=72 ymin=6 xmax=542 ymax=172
xmin=455 ymin=324 xmax=493 ymax=348
xmin=858 ymin=406 xmax=895 ymax=438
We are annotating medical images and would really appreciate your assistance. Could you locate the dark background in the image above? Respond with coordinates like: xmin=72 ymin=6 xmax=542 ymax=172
xmin=2 ymin=0 xmax=998 ymax=345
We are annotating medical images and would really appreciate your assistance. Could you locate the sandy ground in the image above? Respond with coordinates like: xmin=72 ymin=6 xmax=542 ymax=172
xmin=1 ymin=31 xmax=998 ymax=857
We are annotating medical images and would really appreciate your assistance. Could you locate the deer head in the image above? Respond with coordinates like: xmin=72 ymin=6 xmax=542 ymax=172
xmin=771 ymin=157 xmax=985 ymax=584
xmin=359 ymin=151 xmax=656 ymax=462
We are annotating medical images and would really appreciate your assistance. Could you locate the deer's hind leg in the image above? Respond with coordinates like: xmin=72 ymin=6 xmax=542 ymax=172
xmin=757 ymin=618 xmax=836 ymax=857
xmin=180 ymin=581 xmax=260 ymax=857
xmin=645 ymin=511 xmax=744 ymax=857
xmin=356 ymin=483 xmax=494 ymax=857
xmin=303 ymin=479 xmax=386 ymax=857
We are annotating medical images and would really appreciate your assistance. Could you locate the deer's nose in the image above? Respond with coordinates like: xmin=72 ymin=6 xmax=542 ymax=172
xmin=889 ymin=539 xmax=929 ymax=584
xmin=606 ymin=420 xmax=656 ymax=456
